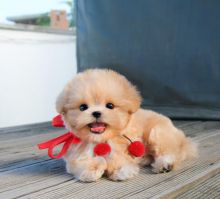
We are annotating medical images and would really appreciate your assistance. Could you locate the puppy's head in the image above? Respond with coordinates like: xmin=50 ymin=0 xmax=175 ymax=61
xmin=56 ymin=69 xmax=141 ymax=143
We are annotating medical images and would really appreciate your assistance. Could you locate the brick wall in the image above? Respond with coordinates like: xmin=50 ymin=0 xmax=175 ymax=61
xmin=50 ymin=10 xmax=68 ymax=30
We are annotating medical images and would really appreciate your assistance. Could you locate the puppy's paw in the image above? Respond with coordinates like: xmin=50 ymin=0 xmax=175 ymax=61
xmin=109 ymin=164 xmax=139 ymax=181
xmin=151 ymin=155 xmax=174 ymax=173
xmin=78 ymin=169 xmax=104 ymax=182
xmin=66 ymin=157 xmax=107 ymax=182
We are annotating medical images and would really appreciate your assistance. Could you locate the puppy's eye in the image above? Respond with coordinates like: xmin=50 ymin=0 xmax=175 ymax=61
xmin=106 ymin=103 xmax=114 ymax=109
xmin=79 ymin=104 xmax=88 ymax=111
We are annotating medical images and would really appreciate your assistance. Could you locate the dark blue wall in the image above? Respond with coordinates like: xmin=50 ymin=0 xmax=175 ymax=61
xmin=76 ymin=0 xmax=220 ymax=119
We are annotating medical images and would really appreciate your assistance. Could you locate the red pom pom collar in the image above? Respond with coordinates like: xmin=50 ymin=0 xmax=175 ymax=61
xmin=123 ymin=135 xmax=146 ymax=157
xmin=38 ymin=114 xmax=147 ymax=159
xmin=128 ymin=141 xmax=145 ymax=157
xmin=94 ymin=143 xmax=111 ymax=156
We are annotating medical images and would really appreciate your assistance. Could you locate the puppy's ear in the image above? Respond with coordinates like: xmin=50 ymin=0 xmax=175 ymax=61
xmin=56 ymin=81 xmax=73 ymax=114
xmin=125 ymin=85 xmax=142 ymax=113
xmin=56 ymin=89 xmax=67 ymax=114
xmin=113 ymin=71 xmax=142 ymax=113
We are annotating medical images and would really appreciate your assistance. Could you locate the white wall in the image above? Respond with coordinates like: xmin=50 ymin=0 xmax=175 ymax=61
xmin=0 ymin=29 xmax=77 ymax=128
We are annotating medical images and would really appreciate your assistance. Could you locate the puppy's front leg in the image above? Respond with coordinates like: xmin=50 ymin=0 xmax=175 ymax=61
xmin=106 ymin=152 xmax=139 ymax=181
xmin=65 ymin=145 xmax=107 ymax=182
xmin=66 ymin=156 xmax=107 ymax=182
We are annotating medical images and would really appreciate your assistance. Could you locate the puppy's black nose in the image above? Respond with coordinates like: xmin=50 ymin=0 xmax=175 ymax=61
xmin=92 ymin=111 xmax=101 ymax=118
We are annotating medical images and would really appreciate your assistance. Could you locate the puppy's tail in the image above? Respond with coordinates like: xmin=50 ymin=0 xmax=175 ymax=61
xmin=181 ymin=136 xmax=198 ymax=160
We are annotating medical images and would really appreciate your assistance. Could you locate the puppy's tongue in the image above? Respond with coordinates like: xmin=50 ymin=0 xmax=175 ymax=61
xmin=90 ymin=122 xmax=106 ymax=134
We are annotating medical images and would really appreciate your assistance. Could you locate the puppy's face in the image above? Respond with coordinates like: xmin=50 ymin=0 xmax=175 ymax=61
xmin=56 ymin=69 xmax=141 ymax=143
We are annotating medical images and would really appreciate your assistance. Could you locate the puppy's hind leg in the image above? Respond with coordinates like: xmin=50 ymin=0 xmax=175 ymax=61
xmin=147 ymin=128 xmax=178 ymax=173
xmin=151 ymin=154 xmax=175 ymax=173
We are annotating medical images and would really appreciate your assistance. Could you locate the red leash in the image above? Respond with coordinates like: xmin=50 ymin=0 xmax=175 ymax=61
xmin=37 ymin=132 xmax=81 ymax=159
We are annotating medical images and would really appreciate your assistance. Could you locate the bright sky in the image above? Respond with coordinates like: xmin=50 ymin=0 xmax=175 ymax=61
xmin=0 ymin=0 xmax=71 ymax=23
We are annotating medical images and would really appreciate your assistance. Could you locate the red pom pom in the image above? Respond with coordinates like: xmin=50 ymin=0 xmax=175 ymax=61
xmin=94 ymin=143 xmax=111 ymax=156
xmin=128 ymin=141 xmax=145 ymax=157
xmin=52 ymin=115 xmax=65 ymax=127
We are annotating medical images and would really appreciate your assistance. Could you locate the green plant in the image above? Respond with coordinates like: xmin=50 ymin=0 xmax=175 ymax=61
xmin=36 ymin=15 xmax=50 ymax=26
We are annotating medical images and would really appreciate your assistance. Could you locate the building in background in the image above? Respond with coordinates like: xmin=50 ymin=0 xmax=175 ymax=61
xmin=7 ymin=10 xmax=71 ymax=30
xmin=50 ymin=10 xmax=68 ymax=30
xmin=7 ymin=13 xmax=50 ymax=26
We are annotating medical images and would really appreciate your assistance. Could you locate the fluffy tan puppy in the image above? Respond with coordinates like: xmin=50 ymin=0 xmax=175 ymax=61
xmin=56 ymin=69 xmax=197 ymax=182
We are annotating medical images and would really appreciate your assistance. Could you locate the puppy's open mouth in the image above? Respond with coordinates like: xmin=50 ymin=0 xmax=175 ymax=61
xmin=88 ymin=122 xmax=107 ymax=134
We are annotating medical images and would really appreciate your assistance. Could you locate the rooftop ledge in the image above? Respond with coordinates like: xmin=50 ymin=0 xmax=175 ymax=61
xmin=0 ymin=23 xmax=75 ymax=35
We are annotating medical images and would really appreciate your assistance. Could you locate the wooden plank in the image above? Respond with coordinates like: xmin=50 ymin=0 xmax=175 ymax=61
xmin=177 ymin=173 xmax=220 ymax=199
xmin=0 ymin=160 xmax=74 ymax=199
xmin=0 ymin=122 xmax=198 ymax=172
xmin=2 ymin=121 xmax=220 ymax=151
xmin=123 ymin=132 xmax=220 ymax=199
xmin=0 ymin=128 xmax=65 ymax=147
xmin=172 ymin=120 xmax=196 ymax=126
xmin=1 ymin=130 xmax=218 ymax=199
xmin=0 ymin=125 xmax=66 ymax=171
xmin=0 ymin=130 xmax=64 ymax=172
xmin=179 ymin=121 xmax=220 ymax=137
xmin=172 ymin=120 xmax=200 ymax=127
xmin=0 ymin=122 xmax=51 ymax=134
xmin=0 ymin=121 xmax=220 ymax=198
xmin=0 ymin=121 xmax=205 ymax=172
xmin=2 ymin=121 xmax=218 ymax=171
xmin=152 ymin=162 xmax=220 ymax=199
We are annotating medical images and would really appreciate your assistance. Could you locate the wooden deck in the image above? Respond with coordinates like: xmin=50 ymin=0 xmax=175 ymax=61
xmin=1 ymin=121 xmax=220 ymax=199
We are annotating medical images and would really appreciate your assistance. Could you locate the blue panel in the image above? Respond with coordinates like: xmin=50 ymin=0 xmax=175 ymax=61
xmin=76 ymin=0 xmax=220 ymax=119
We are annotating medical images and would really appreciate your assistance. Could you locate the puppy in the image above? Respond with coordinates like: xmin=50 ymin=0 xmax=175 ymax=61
xmin=56 ymin=69 xmax=197 ymax=182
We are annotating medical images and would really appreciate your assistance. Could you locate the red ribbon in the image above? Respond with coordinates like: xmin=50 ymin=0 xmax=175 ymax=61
xmin=52 ymin=114 xmax=65 ymax=127
xmin=38 ymin=114 xmax=146 ymax=159
xmin=38 ymin=132 xmax=81 ymax=159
